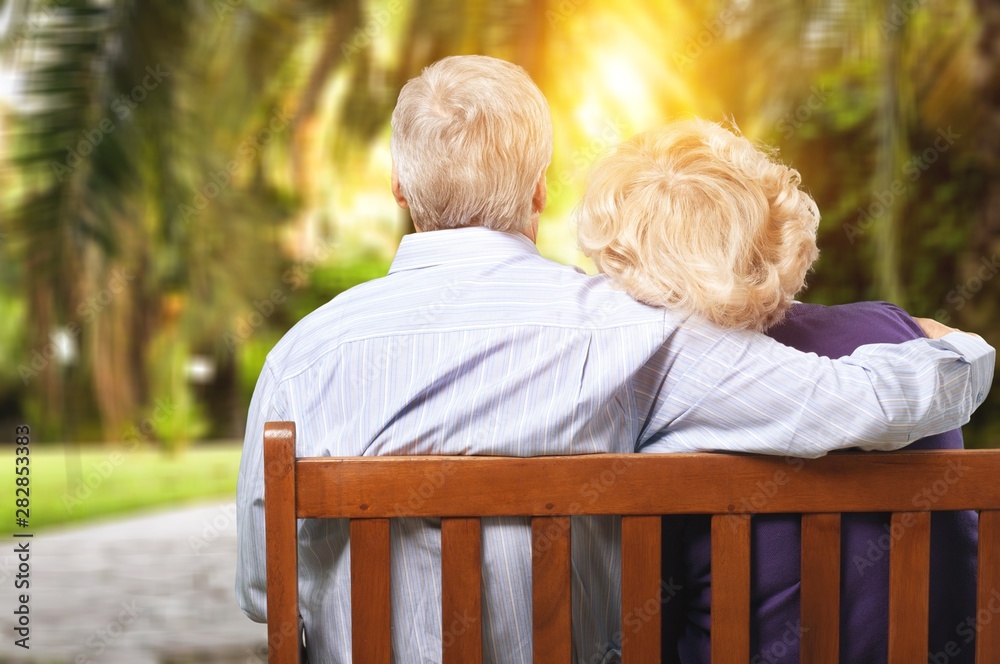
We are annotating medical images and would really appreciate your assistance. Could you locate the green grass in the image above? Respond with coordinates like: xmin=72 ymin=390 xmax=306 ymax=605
xmin=1 ymin=442 xmax=243 ymax=531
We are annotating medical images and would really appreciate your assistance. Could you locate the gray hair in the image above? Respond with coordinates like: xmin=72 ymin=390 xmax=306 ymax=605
xmin=391 ymin=55 xmax=553 ymax=234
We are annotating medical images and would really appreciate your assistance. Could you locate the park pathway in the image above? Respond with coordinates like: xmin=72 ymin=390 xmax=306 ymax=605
xmin=0 ymin=501 xmax=268 ymax=663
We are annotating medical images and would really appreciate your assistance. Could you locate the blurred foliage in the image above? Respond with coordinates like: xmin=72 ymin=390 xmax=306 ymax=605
xmin=0 ymin=293 xmax=27 ymax=385
xmin=0 ymin=0 xmax=997 ymax=448
xmin=286 ymin=252 xmax=394 ymax=321
xmin=146 ymin=331 xmax=209 ymax=453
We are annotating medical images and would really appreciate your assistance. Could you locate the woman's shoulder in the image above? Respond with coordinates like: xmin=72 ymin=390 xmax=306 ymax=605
xmin=767 ymin=300 xmax=927 ymax=357
xmin=786 ymin=300 xmax=925 ymax=339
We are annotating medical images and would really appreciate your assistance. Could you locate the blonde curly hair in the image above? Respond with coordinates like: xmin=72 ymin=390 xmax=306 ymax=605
xmin=575 ymin=120 xmax=820 ymax=331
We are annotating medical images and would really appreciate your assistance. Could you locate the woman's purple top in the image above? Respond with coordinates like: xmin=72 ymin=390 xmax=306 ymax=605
xmin=661 ymin=301 xmax=979 ymax=663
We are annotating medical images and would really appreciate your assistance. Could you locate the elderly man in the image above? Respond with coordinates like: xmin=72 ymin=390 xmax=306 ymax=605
xmin=236 ymin=55 xmax=994 ymax=663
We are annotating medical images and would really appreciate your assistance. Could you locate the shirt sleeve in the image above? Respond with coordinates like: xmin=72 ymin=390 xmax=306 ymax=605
xmin=635 ymin=320 xmax=995 ymax=457
xmin=235 ymin=361 xmax=285 ymax=622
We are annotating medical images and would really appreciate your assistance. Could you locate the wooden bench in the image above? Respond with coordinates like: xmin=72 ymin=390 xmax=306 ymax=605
xmin=261 ymin=421 xmax=1000 ymax=663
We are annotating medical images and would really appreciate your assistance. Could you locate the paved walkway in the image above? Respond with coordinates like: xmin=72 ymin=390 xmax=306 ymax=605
xmin=0 ymin=502 xmax=268 ymax=663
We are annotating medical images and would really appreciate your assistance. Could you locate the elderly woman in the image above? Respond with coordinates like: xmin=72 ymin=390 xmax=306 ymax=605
xmin=575 ymin=119 xmax=978 ymax=663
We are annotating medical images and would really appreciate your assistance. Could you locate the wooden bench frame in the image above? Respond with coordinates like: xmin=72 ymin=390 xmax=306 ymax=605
xmin=262 ymin=421 xmax=1000 ymax=663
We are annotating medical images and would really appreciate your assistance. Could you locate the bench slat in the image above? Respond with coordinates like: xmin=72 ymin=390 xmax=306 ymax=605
xmin=263 ymin=422 xmax=300 ymax=664
xmin=621 ymin=516 xmax=662 ymax=662
xmin=532 ymin=516 xmax=572 ymax=663
xmin=887 ymin=511 xmax=930 ymax=663
xmin=351 ymin=518 xmax=391 ymax=664
xmin=977 ymin=510 xmax=1000 ymax=663
xmin=711 ymin=514 xmax=750 ymax=663
xmin=295 ymin=452 xmax=1000 ymax=517
xmin=801 ymin=513 xmax=841 ymax=663
xmin=441 ymin=517 xmax=483 ymax=664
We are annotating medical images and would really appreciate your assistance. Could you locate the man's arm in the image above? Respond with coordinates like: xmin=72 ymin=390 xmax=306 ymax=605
xmin=235 ymin=361 xmax=284 ymax=622
xmin=635 ymin=321 xmax=994 ymax=457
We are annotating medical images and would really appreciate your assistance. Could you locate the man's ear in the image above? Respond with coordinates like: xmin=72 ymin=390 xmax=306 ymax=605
xmin=391 ymin=164 xmax=408 ymax=209
xmin=531 ymin=168 xmax=547 ymax=214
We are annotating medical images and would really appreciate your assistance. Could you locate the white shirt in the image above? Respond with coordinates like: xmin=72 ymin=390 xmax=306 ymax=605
xmin=236 ymin=227 xmax=994 ymax=663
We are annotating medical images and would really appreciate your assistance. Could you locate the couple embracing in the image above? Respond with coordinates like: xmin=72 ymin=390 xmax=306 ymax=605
xmin=236 ymin=55 xmax=994 ymax=663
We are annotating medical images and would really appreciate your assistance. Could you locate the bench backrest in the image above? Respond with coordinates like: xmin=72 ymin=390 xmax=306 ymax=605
xmin=261 ymin=421 xmax=1000 ymax=663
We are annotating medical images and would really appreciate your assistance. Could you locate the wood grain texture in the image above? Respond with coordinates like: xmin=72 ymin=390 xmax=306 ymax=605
xmin=441 ymin=518 xmax=483 ymax=664
xmin=887 ymin=511 xmax=930 ymax=663
xmin=977 ymin=510 xmax=1000 ymax=664
xmin=621 ymin=516 xmax=662 ymax=663
xmin=294 ymin=451 xmax=1000 ymax=518
xmin=263 ymin=422 xmax=300 ymax=664
xmin=263 ymin=429 xmax=1000 ymax=662
xmin=711 ymin=514 xmax=750 ymax=664
xmin=350 ymin=519 xmax=391 ymax=664
xmin=800 ymin=513 xmax=841 ymax=664
xmin=531 ymin=516 xmax=572 ymax=664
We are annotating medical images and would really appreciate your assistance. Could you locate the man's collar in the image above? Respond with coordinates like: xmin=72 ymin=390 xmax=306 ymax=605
xmin=388 ymin=227 xmax=541 ymax=274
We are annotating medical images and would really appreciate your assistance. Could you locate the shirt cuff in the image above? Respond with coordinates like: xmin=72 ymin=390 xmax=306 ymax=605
xmin=931 ymin=332 xmax=996 ymax=407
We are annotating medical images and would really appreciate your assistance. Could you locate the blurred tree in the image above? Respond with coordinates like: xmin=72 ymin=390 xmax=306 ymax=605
xmin=964 ymin=0 xmax=1000 ymax=442
xmin=4 ymin=0 xmax=296 ymax=441
xmin=1 ymin=0 xmax=996 ymax=447
xmin=969 ymin=0 xmax=1000 ymax=326
xmin=5 ymin=0 xmax=122 ymax=439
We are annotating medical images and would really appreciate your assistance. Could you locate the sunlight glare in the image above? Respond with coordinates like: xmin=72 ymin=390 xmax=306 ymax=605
xmin=598 ymin=54 xmax=655 ymax=126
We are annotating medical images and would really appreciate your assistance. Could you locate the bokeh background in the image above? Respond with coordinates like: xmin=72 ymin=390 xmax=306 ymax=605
xmin=0 ymin=0 xmax=998 ymax=660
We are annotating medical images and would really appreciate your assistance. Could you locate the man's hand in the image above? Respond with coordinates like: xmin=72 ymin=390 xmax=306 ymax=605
xmin=913 ymin=317 xmax=983 ymax=341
